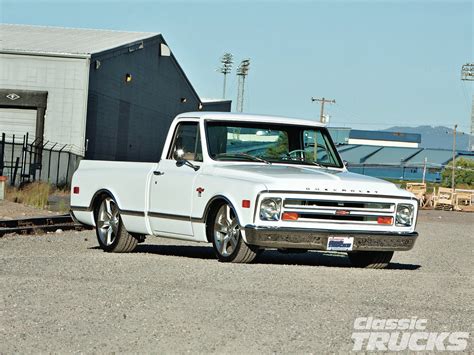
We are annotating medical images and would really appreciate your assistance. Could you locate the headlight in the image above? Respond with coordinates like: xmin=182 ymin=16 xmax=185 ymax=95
xmin=260 ymin=198 xmax=282 ymax=221
xmin=396 ymin=204 xmax=414 ymax=226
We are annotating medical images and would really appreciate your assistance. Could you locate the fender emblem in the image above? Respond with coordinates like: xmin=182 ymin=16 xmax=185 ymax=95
xmin=196 ymin=187 xmax=205 ymax=197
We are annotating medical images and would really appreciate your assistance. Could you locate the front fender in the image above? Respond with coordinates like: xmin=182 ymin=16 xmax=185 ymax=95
xmin=191 ymin=175 xmax=267 ymax=228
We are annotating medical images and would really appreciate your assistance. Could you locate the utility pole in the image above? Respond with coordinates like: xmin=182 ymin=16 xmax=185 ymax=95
xmin=461 ymin=63 xmax=474 ymax=151
xmin=311 ymin=97 xmax=336 ymax=123
xmin=236 ymin=59 xmax=250 ymax=112
xmin=422 ymin=157 xmax=427 ymax=184
xmin=451 ymin=124 xmax=458 ymax=191
xmin=218 ymin=53 xmax=233 ymax=99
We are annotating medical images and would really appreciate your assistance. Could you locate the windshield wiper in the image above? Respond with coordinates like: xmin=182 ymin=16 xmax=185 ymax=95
xmin=215 ymin=153 xmax=271 ymax=165
xmin=304 ymin=161 xmax=324 ymax=168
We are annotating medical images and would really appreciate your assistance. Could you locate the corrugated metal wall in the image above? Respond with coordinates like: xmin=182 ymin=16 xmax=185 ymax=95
xmin=0 ymin=53 xmax=89 ymax=155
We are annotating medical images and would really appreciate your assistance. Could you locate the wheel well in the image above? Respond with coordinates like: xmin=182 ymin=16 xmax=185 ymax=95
xmin=205 ymin=198 xmax=228 ymax=242
xmin=91 ymin=190 xmax=113 ymax=217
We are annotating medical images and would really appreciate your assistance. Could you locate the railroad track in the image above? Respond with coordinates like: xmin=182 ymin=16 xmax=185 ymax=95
xmin=0 ymin=214 xmax=91 ymax=237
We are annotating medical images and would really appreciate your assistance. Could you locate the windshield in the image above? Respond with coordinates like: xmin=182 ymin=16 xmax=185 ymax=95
xmin=206 ymin=121 xmax=343 ymax=168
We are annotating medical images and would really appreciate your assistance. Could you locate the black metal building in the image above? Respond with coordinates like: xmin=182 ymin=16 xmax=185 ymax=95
xmin=86 ymin=34 xmax=232 ymax=162
xmin=0 ymin=24 xmax=231 ymax=167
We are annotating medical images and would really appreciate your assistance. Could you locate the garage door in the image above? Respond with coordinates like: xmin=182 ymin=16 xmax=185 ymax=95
xmin=0 ymin=108 xmax=37 ymax=139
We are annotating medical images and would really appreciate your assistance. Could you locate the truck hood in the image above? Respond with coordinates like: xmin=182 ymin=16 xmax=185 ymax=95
xmin=211 ymin=163 xmax=413 ymax=198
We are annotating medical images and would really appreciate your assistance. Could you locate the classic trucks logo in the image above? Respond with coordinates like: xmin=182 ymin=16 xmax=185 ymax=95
xmin=351 ymin=317 xmax=469 ymax=351
xmin=6 ymin=93 xmax=20 ymax=101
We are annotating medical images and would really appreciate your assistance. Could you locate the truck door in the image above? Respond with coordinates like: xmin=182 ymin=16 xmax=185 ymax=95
xmin=148 ymin=121 xmax=202 ymax=236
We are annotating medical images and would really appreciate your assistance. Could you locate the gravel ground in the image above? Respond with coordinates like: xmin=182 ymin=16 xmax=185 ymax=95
xmin=0 ymin=210 xmax=472 ymax=353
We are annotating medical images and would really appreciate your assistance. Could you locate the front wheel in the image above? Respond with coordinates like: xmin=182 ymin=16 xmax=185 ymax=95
xmin=347 ymin=251 xmax=393 ymax=269
xmin=210 ymin=203 xmax=259 ymax=263
xmin=95 ymin=196 xmax=138 ymax=253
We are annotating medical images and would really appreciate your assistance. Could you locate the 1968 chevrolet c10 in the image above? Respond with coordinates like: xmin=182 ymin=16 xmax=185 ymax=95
xmin=70 ymin=112 xmax=419 ymax=268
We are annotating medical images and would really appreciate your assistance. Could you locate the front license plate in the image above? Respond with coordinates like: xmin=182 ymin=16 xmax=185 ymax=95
xmin=327 ymin=236 xmax=354 ymax=251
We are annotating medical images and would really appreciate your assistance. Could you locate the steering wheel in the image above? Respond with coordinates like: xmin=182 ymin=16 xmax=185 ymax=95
xmin=286 ymin=149 xmax=307 ymax=161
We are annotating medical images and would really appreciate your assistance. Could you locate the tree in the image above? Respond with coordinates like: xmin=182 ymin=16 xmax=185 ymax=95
xmin=441 ymin=158 xmax=474 ymax=188
xmin=265 ymin=133 xmax=289 ymax=158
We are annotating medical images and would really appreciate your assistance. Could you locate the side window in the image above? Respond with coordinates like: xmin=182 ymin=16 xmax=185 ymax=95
xmin=168 ymin=122 xmax=203 ymax=162
xmin=303 ymin=130 xmax=338 ymax=165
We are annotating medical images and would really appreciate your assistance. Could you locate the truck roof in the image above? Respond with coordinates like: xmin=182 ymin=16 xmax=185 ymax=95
xmin=176 ymin=112 xmax=326 ymax=127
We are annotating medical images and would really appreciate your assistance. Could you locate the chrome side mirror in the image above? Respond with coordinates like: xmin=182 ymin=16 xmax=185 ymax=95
xmin=173 ymin=148 xmax=200 ymax=171
xmin=343 ymin=160 xmax=349 ymax=168
xmin=174 ymin=149 xmax=185 ymax=162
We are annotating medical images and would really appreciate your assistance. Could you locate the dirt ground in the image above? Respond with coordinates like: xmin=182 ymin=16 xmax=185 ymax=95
xmin=0 ymin=200 xmax=60 ymax=220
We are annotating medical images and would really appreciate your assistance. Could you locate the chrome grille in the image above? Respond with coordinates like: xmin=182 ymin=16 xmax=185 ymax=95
xmin=282 ymin=198 xmax=395 ymax=225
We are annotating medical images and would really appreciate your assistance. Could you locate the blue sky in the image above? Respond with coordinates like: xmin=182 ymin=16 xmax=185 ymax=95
xmin=1 ymin=0 xmax=473 ymax=132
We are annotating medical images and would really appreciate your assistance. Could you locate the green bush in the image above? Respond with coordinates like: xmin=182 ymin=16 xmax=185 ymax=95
xmin=441 ymin=158 xmax=474 ymax=188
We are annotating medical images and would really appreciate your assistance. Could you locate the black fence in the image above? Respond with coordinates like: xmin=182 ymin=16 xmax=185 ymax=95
xmin=0 ymin=133 xmax=82 ymax=187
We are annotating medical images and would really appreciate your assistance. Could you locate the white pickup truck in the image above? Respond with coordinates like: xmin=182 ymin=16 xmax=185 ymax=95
xmin=71 ymin=112 xmax=418 ymax=268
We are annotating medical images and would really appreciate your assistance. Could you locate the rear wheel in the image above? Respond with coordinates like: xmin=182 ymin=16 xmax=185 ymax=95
xmin=210 ymin=203 xmax=259 ymax=263
xmin=95 ymin=196 xmax=138 ymax=253
xmin=347 ymin=251 xmax=393 ymax=269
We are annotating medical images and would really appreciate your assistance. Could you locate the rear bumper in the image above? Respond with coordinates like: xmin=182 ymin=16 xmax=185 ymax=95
xmin=244 ymin=226 xmax=418 ymax=251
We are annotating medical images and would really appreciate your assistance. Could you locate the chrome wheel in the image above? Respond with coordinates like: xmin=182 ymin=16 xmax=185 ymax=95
xmin=213 ymin=204 xmax=240 ymax=257
xmin=97 ymin=197 xmax=120 ymax=247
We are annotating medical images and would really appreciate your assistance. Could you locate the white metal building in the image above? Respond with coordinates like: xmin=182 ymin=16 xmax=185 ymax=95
xmin=0 ymin=24 xmax=163 ymax=155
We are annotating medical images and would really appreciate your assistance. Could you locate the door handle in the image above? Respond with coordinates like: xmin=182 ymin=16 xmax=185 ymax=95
xmin=153 ymin=171 xmax=165 ymax=176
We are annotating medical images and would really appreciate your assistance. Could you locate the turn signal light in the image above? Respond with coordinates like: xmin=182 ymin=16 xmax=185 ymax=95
xmin=242 ymin=200 xmax=251 ymax=208
xmin=282 ymin=212 xmax=299 ymax=221
xmin=73 ymin=186 xmax=80 ymax=194
xmin=377 ymin=216 xmax=393 ymax=225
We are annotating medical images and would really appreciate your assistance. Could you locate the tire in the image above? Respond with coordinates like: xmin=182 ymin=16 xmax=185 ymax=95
xmin=208 ymin=202 xmax=259 ymax=263
xmin=347 ymin=251 xmax=393 ymax=269
xmin=95 ymin=195 xmax=138 ymax=253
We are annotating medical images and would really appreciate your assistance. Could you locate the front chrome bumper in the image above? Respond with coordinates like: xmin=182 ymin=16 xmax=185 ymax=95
xmin=244 ymin=226 xmax=418 ymax=251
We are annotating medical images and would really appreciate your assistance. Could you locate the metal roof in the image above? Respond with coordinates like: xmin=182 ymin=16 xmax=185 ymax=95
xmin=0 ymin=24 xmax=159 ymax=57
xmin=349 ymin=129 xmax=421 ymax=143
xmin=338 ymin=145 xmax=383 ymax=164
xmin=358 ymin=147 xmax=420 ymax=164
xmin=408 ymin=149 xmax=455 ymax=165
xmin=337 ymin=144 xmax=474 ymax=166
xmin=201 ymin=98 xmax=232 ymax=103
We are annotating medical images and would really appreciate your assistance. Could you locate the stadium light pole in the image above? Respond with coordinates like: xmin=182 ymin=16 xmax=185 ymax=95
xmin=218 ymin=53 xmax=233 ymax=99
xmin=236 ymin=59 xmax=250 ymax=112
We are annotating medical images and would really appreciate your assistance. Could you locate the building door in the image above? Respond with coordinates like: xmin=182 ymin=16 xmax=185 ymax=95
xmin=0 ymin=108 xmax=37 ymax=139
